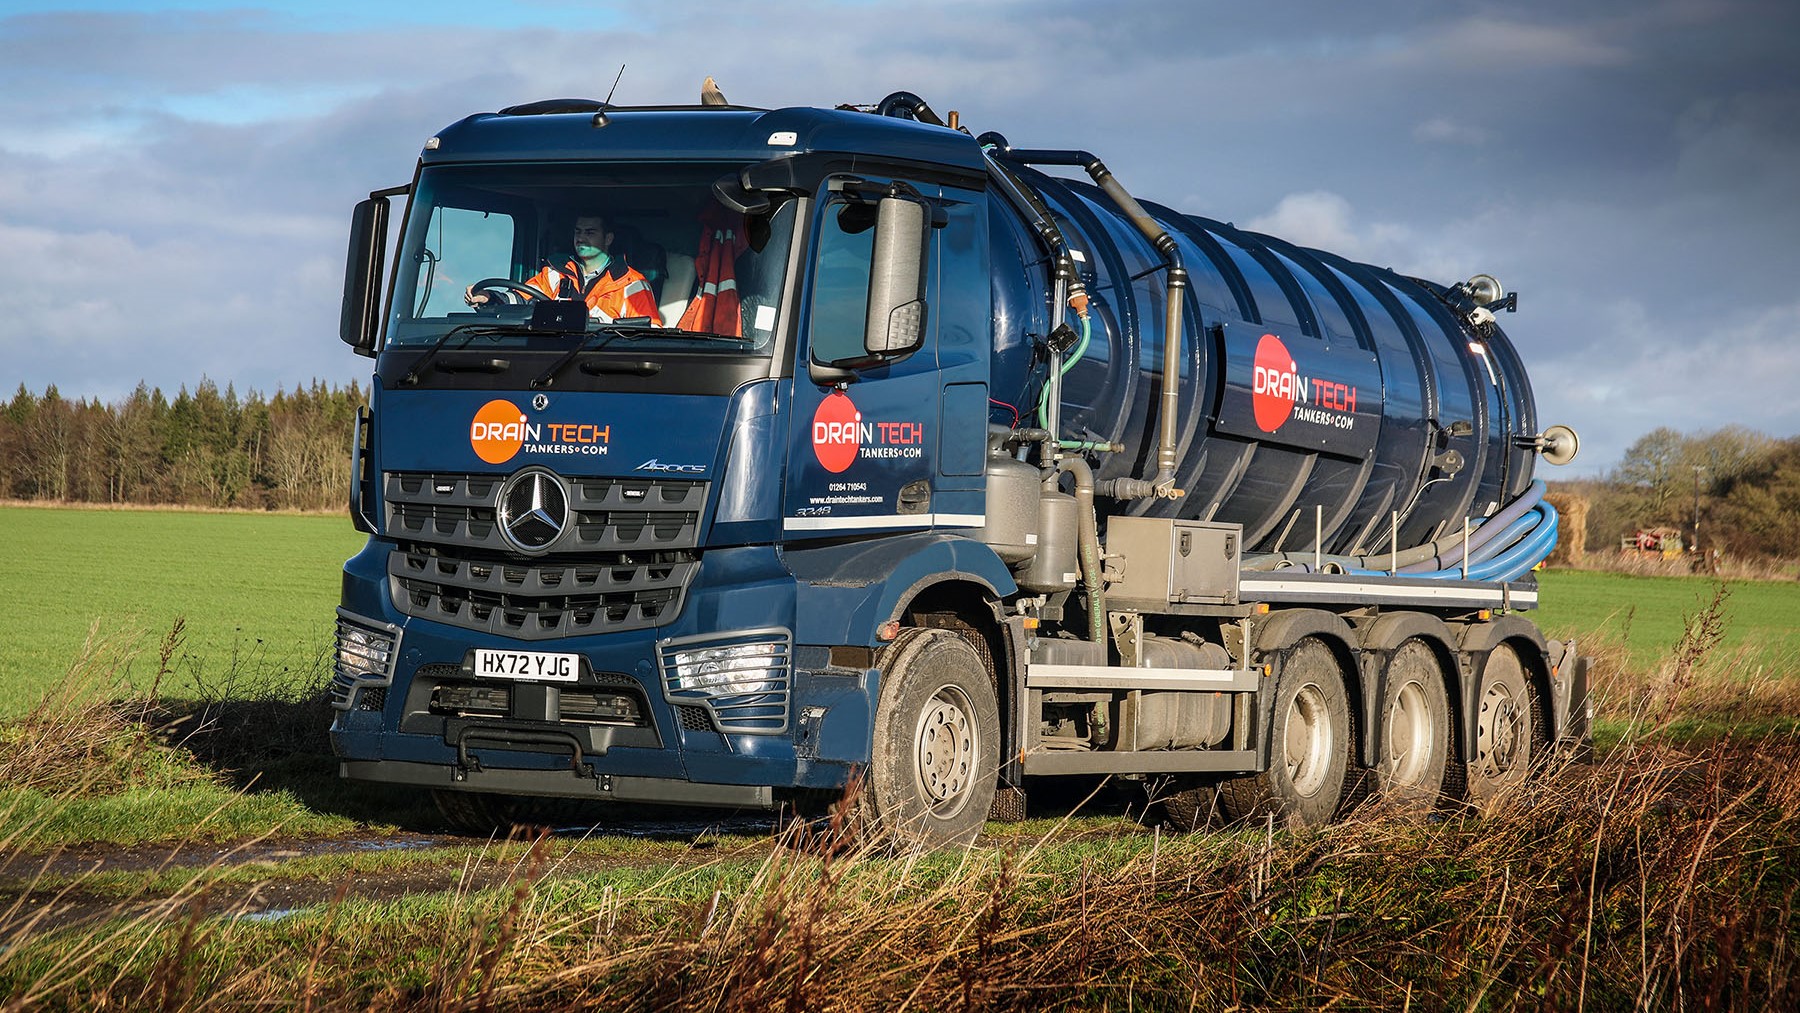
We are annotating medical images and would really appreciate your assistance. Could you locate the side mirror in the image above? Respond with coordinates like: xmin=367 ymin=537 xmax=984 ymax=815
xmin=340 ymin=196 xmax=389 ymax=356
xmin=863 ymin=195 xmax=929 ymax=359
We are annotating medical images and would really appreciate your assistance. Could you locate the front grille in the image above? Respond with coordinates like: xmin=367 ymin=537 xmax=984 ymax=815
xmin=390 ymin=548 xmax=699 ymax=640
xmin=384 ymin=472 xmax=707 ymax=553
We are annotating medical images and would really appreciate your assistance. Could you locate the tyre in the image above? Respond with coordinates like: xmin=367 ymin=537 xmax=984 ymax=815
xmin=1376 ymin=639 xmax=1452 ymax=814
xmin=861 ymin=629 xmax=1000 ymax=847
xmin=1220 ymin=637 xmax=1353 ymax=828
xmin=432 ymin=790 xmax=565 ymax=836
xmin=1161 ymin=784 xmax=1216 ymax=833
xmin=1465 ymin=643 xmax=1538 ymax=806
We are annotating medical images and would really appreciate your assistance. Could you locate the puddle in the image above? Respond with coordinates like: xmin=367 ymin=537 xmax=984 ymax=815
xmin=234 ymin=907 xmax=303 ymax=923
xmin=550 ymin=814 xmax=776 ymax=841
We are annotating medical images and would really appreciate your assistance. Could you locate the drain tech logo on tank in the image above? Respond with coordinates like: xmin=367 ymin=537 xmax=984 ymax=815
xmin=1251 ymin=333 xmax=1360 ymax=433
xmin=810 ymin=390 xmax=926 ymax=475
xmin=469 ymin=398 xmax=611 ymax=465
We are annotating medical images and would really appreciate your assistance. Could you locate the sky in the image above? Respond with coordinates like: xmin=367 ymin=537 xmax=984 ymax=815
xmin=2 ymin=0 xmax=1796 ymax=475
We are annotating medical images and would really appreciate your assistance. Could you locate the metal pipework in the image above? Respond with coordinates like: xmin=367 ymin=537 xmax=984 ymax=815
xmin=1056 ymin=456 xmax=1107 ymax=644
xmin=998 ymin=147 xmax=1187 ymax=499
xmin=981 ymin=148 xmax=1089 ymax=463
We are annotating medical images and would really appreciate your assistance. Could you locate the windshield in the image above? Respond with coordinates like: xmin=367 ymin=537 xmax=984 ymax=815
xmin=384 ymin=163 xmax=796 ymax=354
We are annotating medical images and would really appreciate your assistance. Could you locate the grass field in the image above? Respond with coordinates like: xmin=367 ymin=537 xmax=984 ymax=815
xmin=3 ymin=503 xmax=1797 ymax=715
xmin=0 ymin=505 xmax=365 ymax=716
xmin=1535 ymin=567 xmax=1800 ymax=673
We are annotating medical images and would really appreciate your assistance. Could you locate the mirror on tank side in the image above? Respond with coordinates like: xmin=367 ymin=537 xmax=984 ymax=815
xmin=863 ymin=195 xmax=930 ymax=360
xmin=340 ymin=196 xmax=389 ymax=356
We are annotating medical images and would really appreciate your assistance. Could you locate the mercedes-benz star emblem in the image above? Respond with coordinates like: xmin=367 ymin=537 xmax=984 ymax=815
xmin=531 ymin=393 xmax=549 ymax=411
xmin=496 ymin=468 xmax=569 ymax=553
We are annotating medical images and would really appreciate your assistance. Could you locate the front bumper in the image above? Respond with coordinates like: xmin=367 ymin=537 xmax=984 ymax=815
xmin=330 ymin=539 xmax=876 ymax=806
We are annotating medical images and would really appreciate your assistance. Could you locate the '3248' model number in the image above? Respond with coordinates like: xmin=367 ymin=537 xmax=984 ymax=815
xmin=471 ymin=649 xmax=580 ymax=682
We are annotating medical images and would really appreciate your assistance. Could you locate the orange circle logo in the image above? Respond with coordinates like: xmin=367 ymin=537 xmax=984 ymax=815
xmin=470 ymin=399 xmax=528 ymax=464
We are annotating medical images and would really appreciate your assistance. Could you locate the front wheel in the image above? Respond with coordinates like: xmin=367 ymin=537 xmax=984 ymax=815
xmin=860 ymin=629 xmax=1000 ymax=848
xmin=1220 ymin=637 xmax=1353 ymax=828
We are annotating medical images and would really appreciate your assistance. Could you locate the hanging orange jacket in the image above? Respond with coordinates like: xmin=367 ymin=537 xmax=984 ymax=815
xmin=525 ymin=258 xmax=663 ymax=325
xmin=677 ymin=208 xmax=747 ymax=336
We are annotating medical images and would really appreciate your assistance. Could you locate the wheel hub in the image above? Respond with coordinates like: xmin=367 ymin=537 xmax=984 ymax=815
xmin=915 ymin=686 xmax=976 ymax=810
xmin=1486 ymin=698 xmax=1522 ymax=772
xmin=1284 ymin=683 xmax=1332 ymax=797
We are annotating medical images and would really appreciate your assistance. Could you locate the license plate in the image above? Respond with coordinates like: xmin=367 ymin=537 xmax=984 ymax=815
xmin=472 ymin=649 xmax=580 ymax=682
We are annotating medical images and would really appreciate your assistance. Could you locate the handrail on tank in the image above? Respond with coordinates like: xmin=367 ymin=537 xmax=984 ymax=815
xmin=990 ymin=147 xmax=1188 ymax=500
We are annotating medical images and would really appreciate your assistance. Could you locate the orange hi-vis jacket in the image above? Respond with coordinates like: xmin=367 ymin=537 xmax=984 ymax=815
xmin=525 ymin=259 xmax=663 ymax=325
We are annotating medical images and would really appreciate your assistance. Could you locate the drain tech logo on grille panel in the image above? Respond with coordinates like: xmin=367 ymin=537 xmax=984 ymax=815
xmin=469 ymin=398 xmax=611 ymax=465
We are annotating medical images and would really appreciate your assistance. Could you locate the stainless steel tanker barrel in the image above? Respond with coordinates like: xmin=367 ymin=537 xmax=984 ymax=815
xmin=987 ymin=163 xmax=1539 ymax=556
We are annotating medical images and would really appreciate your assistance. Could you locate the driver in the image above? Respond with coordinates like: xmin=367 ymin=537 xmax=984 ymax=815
xmin=464 ymin=212 xmax=663 ymax=324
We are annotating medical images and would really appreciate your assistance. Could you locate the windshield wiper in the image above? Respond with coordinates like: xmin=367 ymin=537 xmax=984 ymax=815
xmin=530 ymin=325 xmax=663 ymax=389
xmin=400 ymin=323 xmax=534 ymax=386
xmin=402 ymin=299 xmax=590 ymax=386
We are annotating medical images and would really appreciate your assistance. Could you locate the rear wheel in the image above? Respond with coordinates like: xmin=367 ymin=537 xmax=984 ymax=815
xmin=1466 ymin=644 xmax=1537 ymax=806
xmin=1377 ymin=639 xmax=1452 ymax=814
xmin=860 ymin=629 xmax=1000 ymax=847
xmin=1220 ymin=637 xmax=1353 ymax=828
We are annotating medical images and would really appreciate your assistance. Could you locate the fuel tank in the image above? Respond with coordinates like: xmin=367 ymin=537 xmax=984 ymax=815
xmin=988 ymin=165 xmax=1537 ymax=555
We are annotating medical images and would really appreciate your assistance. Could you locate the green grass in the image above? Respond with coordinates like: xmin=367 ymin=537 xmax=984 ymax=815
xmin=0 ymin=505 xmax=366 ymax=716
xmin=1533 ymin=568 xmax=1800 ymax=671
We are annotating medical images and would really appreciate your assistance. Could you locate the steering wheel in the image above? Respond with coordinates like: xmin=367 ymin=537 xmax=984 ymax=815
xmin=467 ymin=278 xmax=541 ymax=306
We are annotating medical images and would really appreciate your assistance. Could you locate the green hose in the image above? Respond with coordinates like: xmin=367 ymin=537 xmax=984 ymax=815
xmin=1035 ymin=311 xmax=1092 ymax=431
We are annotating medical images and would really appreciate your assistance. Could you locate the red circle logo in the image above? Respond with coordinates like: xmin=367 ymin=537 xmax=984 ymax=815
xmin=811 ymin=391 xmax=861 ymax=473
xmin=1251 ymin=333 xmax=1299 ymax=433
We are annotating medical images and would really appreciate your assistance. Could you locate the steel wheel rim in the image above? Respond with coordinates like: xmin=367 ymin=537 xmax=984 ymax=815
xmin=1387 ymin=680 xmax=1431 ymax=786
xmin=1478 ymin=682 xmax=1524 ymax=776
xmin=915 ymin=684 xmax=977 ymax=814
xmin=1283 ymin=682 xmax=1332 ymax=797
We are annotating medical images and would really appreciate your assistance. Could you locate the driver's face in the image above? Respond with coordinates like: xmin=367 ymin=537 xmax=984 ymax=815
xmin=572 ymin=217 xmax=610 ymax=251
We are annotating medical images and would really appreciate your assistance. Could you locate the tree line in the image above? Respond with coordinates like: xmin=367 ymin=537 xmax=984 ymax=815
xmin=1 ymin=379 xmax=363 ymax=512
xmin=4 ymin=381 xmax=1797 ymax=561
xmin=1552 ymin=425 xmax=1800 ymax=562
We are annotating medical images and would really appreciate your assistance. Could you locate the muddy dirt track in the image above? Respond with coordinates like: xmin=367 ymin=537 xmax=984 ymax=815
xmin=0 ymin=814 xmax=784 ymax=935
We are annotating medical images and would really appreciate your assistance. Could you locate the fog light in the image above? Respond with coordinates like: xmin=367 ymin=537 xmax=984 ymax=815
xmin=330 ymin=611 xmax=400 ymax=711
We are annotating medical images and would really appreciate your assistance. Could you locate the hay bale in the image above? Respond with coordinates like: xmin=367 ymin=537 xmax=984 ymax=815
xmin=1545 ymin=491 xmax=1588 ymax=565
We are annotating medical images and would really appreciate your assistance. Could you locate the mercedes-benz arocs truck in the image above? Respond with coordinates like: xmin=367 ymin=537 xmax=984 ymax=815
xmin=330 ymin=91 xmax=1589 ymax=845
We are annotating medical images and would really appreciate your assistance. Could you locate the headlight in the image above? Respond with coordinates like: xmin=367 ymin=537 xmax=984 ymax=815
xmin=658 ymin=628 xmax=792 ymax=734
xmin=671 ymin=642 xmax=786 ymax=695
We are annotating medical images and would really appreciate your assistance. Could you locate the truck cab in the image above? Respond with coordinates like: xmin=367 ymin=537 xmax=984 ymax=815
xmin=331 ymin=102 xmax=1014 ymax=838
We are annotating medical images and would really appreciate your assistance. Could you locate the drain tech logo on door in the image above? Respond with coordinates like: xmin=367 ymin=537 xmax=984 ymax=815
xmin=469 ymin=399 xmax=611 ymax=465
xmin=810 ymin=389 xmax=925 ymax=474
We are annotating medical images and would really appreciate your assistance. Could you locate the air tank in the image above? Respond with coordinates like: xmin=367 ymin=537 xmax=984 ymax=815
xmin=986 ymin=159 xmax=1539 ymax=556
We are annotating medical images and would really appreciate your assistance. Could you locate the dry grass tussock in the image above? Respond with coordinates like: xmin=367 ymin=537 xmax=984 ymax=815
xmin=0 ymin=620 xmax=209 ymax=798
xmin=2 ymin=733 xmax=1796 ymax=1011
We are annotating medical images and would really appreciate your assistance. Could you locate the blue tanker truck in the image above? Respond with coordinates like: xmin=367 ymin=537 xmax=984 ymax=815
xmin=330 ymin=90 xmax=1589 ymax=845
